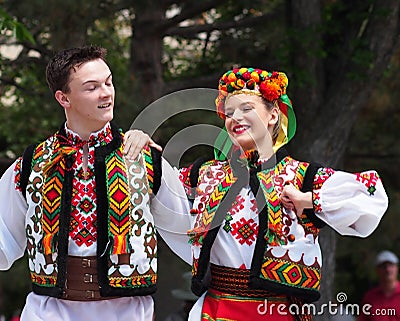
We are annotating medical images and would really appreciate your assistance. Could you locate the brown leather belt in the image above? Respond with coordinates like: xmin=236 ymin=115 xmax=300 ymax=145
xmin=62 ymin=256 xmax=117 ymax=301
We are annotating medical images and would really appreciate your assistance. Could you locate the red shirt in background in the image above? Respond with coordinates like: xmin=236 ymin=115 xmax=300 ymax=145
xmin=359 ymin=281 xmax=400 ymax=321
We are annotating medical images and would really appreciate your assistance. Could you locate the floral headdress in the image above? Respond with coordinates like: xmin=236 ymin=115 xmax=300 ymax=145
xmin=214 ymin=67 xmax=296 ymax=159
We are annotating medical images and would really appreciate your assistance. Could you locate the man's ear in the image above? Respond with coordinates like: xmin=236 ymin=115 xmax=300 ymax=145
xmin=55 ymin=90 xmax=70 ymax=109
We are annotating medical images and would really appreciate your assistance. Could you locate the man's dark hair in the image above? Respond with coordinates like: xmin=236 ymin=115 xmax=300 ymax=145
xmin=46 ymin=45 xmax=107 ymax=94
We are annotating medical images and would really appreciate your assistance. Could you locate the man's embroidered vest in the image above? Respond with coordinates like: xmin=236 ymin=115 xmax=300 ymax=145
xmin=182 ymin=149 xmax=325 ymax=302
xmin=21 ymin=123 xmax=161 ymax=298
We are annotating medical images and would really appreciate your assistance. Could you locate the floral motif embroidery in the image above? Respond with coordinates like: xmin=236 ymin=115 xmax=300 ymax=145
xmin=223 ymin=194 xmax=246 ymax=233
xmin=231 ymin=217 xmax=258 ymax=246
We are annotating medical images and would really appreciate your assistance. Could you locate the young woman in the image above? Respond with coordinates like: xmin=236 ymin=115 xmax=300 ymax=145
xmin=127 ymin=67 xmax=388 ymax=321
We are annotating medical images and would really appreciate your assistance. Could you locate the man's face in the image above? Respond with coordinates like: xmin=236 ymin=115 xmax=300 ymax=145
xmin=61 ymin=58 xmax=115 ymax=134
xmin=377 ymin=262 xmax=399 ymax=283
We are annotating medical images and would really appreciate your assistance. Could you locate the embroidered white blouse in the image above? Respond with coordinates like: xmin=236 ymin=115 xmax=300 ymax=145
xmin=151 ymin=158 xmax=389 ymax=321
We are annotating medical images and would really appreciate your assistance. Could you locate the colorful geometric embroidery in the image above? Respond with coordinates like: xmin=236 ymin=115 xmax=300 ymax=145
xmin=292 ymin=161 xmax=320 ymax=236
xmin=312 ymin=167 xmax=335 ymax=215
xmin=313 ymin=167 xmax=335 ymax=190
xmin=31 ymin=272 xmax=57 ymax=286
xmin=260 ymin=257 xmax=320 ymax=291
xmin=188 ymin=164 xmax=236 ymax=246
xmin=313 ymin=191 xmax=322 ymax=214
xmin=356 ymin=172 xmax=379 ymax=195
xmin=257 ymin=162 xmax=286 ymax=246
xmin=106 ymin=149 xmax=133 ymax=255
xmin=231 ymin=217 xmax=258 ymax=246
xmin=13 ymin=157 xmax=23 ymax=192
xmin=179 ymin=164 xmax=193 ymax=196
xmin=109 ymin=275 xmax=156 ymax=288
xmin=69 ymin=144 xmax=97 ymax=247
xmin=142 ymin=146 xmax=154 ymax=194
xmin=223 ymin=194 xmax=245 ymax=233
xmin=41 ymin=158 xmax=65 ymax=255
xmin=26 ymin=126 xmax=158 ymax=294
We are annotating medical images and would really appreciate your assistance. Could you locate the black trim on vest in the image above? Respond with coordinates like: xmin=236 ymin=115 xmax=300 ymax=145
xmin=189 ymin=157 xmax=209 ymax=190
xmin=150 ymin=147 xmax=162 ymax=195
xmin=21 ymin=143 xmax=37 ymax=199
xmin=301 ymin=162 xmax=326 ymax=228
xmin=249 ymin=147 xmax=288 ymax=284
xmin=95 ymin=123 xmax=156 ymax=297
xmin=32 ymin=283 xmax=64 ymax=298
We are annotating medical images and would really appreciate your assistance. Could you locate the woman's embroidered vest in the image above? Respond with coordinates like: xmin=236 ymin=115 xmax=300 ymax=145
xmin=22 ymin=123 xmax=161 ymax=298
xmin=182 ymin=149 xmax=325 ymax=302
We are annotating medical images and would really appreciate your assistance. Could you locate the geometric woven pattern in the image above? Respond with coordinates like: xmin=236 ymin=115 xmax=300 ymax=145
xmin=260 ymin=257 xmax=320 ymax=291
xmin=188 ymin=163 xmax=236 ymax=246
xmin=142 ymin=146 xmax=154 ymax=194
xmin=106 ymin=149 xmax=132 ymax=255
xmin=109 ymin=274 xmax=157 ymax=288
xmin=30 ymin=272 xmax=57 ymax=286
xmin=257 ymin=159 xmax=287 ymax=246
xmin=41 ymin=158 xmax=65 ymax=254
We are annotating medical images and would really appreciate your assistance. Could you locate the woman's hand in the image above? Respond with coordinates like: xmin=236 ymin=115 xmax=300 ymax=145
xmin=123 ymin=129 xmax=162 ymax=160
xmin=280 ymin=183 xmax=313 ymax=217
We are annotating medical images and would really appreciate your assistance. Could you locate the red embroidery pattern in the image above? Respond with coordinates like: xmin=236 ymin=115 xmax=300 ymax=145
xmin=67 ymin=124 xmax=113 ymax=247
xmin=312 ymin=167 xmax=335 ymax=213
xmin=231 ymin=217 xmax=258 ymax=246
xmin=356 ymin=172 xmax=379 ymax=195
xmin=13 ymin=157 xmax=23 ymax=192
xmin=313 ymin=167 xmax=335 ymax=190
xmin=70 ymin=150 xmax=97 ymax=247
xmin=223 ymin=194 xmax=246 ymax=233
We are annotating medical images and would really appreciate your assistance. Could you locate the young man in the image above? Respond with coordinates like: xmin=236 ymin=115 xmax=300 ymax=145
xmin=0 ymin=45 xmax=187 ymax=321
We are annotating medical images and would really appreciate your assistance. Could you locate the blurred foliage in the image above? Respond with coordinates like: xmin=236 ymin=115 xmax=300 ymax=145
xmin=0 ymin=8 xmax=34 ymax=43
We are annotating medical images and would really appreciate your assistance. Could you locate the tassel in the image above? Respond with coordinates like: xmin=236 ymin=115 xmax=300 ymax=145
xmin=42 ymin=232 xmax=58 ymax=255
xmin=111 ymin=234 xmax=127 ymax=255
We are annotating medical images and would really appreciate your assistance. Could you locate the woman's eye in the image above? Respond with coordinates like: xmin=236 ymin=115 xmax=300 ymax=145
xmin=225 ymin=110 xmax=234 ymax=118
xmin=242 ymin=105 xmax=252 ymax=111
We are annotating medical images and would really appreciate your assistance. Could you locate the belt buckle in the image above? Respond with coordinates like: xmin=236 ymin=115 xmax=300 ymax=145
xmin=85 ymin=290 xmax=95 ymax=299
xmin=83 ymin=273 xmax=93 ymax=283
xmin=82 ymin=258 xmax=92 ymax=268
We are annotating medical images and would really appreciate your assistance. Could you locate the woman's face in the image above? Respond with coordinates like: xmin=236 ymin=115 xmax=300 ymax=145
xmin=224 ymin=93 xmax=279 ymax=152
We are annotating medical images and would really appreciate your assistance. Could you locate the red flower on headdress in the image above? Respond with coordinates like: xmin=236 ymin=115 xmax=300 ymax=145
xmin=259 ymin=80 xmax=281 ymax=101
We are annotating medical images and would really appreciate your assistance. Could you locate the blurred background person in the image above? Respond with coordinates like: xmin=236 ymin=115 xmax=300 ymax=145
xmin=359 ymin=250 xmax=400 ymax=321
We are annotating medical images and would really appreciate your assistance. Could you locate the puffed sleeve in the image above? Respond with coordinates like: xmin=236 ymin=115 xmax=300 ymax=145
xmin=0 ymin=158 xmax=28 ymax=270
xmin=312 ymin=167 xmax=388 ymax=237
xmin=151 ymin=158 xmax=193 ymax=264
